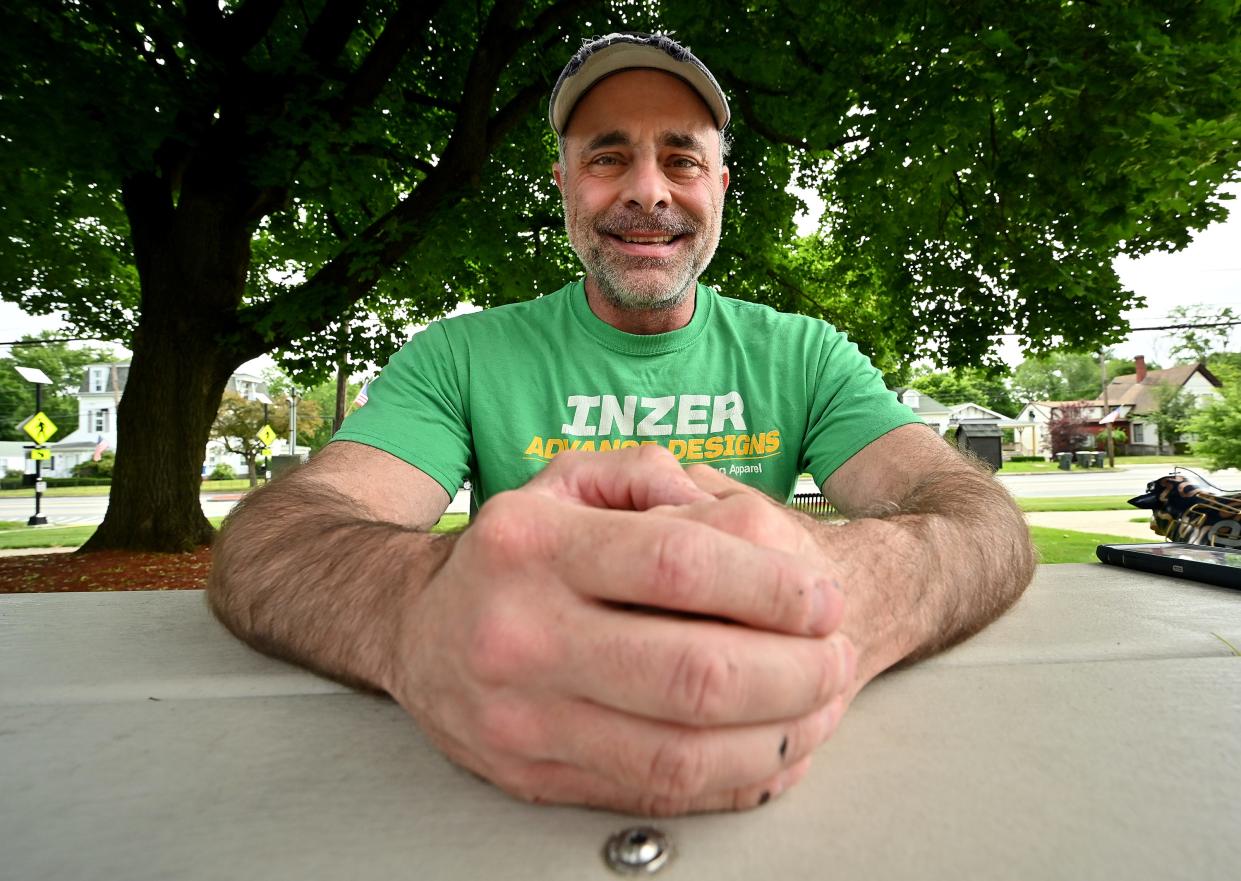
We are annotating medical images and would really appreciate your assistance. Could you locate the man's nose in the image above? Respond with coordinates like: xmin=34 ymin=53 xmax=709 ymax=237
xmin=620 ymin=156 xmax=671 ymax=214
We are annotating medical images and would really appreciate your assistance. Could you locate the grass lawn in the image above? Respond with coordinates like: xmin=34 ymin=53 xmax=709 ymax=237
xmin=1015 ymin=495 xmax=1136 ymax=512
xmin=1030 ymin=526 xmax=1158 ymax=564
xmin=0 ymin=478 xmax=257 ymax=499
xmin=999 ymin=454 xmax=1204 ymax=475
xmin=0 ymin=512 xmax=469 ymax=550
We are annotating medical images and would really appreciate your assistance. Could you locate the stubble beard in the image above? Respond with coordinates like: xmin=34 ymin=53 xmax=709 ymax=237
xmin=563 ymin=195 xmax=722 ymax=313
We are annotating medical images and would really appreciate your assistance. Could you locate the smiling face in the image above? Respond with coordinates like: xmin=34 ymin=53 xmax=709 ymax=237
xmin=553 ymin=69 xmax=729 ymax=328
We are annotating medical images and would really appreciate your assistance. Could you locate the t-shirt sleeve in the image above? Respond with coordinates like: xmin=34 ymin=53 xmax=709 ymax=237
xmin=799 ymin=325 xmax=922 ymax=487
xmin=330 ymin=322 xmax=472 ymax=497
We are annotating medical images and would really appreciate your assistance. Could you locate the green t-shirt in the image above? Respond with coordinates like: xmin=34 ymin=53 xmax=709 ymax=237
xmin=334 ymin=280 xmax=919 ymax=508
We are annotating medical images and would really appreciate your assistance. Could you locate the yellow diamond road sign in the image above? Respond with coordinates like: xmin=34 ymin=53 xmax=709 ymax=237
xmin=23 ymin=411 xmax=57 ymax=444
xmin=257 ymin=424 xmax=277 ymax=446
xmin=30 ymin=448 xmax=51 ymax=461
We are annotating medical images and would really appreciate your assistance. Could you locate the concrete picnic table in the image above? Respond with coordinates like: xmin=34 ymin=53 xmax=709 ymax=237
xmin=2 ymin=563 xmax=1239 ymax=880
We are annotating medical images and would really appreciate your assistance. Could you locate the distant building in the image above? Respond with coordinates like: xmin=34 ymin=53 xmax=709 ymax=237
xmin=1012 ymin=357 xmax=1223 ymax=457
xmin=893 ymin=387 xmax=1018 ymax=436
xmin=44 ymin=363 xmax=294 ymax=477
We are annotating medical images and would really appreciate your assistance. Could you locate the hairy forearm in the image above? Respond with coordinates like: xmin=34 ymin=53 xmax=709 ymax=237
xmin=206 ymin=475 xmax=455 ymax=693
xmin=817 ymin=463 xmax=1035 ymax=689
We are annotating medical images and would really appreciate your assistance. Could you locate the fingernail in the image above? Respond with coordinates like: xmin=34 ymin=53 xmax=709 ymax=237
xmin=778 ymin=734 xmax=789 ymax=759
xmin=758 ymin=790 xmax=771 ymax=806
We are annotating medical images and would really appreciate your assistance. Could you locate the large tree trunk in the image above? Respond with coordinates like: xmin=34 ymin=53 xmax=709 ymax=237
xmin=81 ymin=172 xmax=252 ymax=553
xmin=82 ymin=324 xmax=235 ymax=552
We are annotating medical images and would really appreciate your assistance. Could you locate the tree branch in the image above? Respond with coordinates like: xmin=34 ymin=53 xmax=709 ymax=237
xmin=301 ymin=0 xmax=363 ymax=72
xmin=487 ymin=80 xmax=548 ymax=148
xmin=218 ymin=0 xmax=286 ymax=59
xmin=721 ymin=72 xmax=866 ymax=153
xmin=334 ymin=0 xmax=448 ymax=121
xmin=402 ymin=90 xmax=460 ymax=112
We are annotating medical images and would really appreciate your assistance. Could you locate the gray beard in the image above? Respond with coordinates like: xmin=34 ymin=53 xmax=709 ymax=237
xmin=582 ymin=245 xmax=699 ymax=312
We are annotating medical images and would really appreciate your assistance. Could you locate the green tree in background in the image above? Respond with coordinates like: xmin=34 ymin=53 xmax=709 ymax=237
xmin=1166 ymin=305 xmax=1239 ymax=363
xmin=210 ymin=391 xmax=299 ymax=486
xmin=1188 ymin=365 xmax=1241 ymax=469
xmin=1147 ymin=384 xmax=1198 ymax=455
xmin=0 ymin=334 xmax=120 ymax=441
xmin=259 ymin=369 xmax=347 ymax=454
xmin=1012 ymin=352 xmax=1104 ymax=403
xmin=2 ymin=1 xmax=1237 ymax=550
xmin=909 ymin=367 xmax=1018 ymax=416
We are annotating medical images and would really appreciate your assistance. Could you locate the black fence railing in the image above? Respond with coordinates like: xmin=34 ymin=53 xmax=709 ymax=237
xmin=790 ymin=493 xmax=839 ymax=519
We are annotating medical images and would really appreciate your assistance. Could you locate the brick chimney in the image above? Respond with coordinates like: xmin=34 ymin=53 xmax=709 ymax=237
xmin=1135 ymin=355 xmax=1147 ymax=383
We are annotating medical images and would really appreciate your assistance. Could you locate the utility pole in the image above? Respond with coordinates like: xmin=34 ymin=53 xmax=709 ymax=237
xmin=287 ymin=390 xmax=299 ymax=457
xmin=1099 ymin=351 xmax=1115 ymax=469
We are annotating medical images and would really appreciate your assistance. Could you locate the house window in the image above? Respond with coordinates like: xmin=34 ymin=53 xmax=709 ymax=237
xmin=90 ymin=368 xmax=106 ymax=392
xmin=1132 ymin=424 xmax=1145 ymax=443
xmin=93 ymin=409 xmax=108 ymax=432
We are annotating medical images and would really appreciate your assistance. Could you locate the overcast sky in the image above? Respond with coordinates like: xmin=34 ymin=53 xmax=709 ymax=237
xmin=3 ymin=186 xmax=1236 ymax=375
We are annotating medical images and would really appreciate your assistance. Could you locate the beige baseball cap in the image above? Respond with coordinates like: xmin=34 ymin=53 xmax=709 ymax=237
xmin=549 ymin=32 xmax=731 ymax=136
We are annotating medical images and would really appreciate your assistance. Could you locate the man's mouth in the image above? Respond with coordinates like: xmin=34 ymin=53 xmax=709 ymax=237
xmin=602 ymin=230 xmax=688 ymax=255
xmin=615 ymin=233 xmax=677 ymax=244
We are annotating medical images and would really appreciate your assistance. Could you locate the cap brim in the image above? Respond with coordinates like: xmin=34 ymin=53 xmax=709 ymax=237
xmin=549 ymin=43 xmax=730 ymax=134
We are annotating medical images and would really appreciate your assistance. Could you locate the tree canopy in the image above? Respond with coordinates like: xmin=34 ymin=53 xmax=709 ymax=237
xmin=1 ymin=0 xmax=1237 ymax=549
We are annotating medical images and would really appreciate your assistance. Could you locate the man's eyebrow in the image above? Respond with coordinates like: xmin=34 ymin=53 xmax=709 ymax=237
xmin=579 ymin=130 xmax=710 ymax=154
xmin=583 ymin=130 xmax=631 ymax=152
xmin=660 ymin=131 xmax=707 ymax=153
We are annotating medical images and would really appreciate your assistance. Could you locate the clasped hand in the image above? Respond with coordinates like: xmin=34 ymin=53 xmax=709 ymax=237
xmin=388 ymin=446 xmax=855 ymax=816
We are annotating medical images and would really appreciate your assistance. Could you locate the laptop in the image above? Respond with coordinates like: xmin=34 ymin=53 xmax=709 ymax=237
xmin=1096 ymin=542 xmax=1241 ymax=591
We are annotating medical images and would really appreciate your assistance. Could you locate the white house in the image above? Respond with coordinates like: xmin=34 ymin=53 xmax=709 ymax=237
xmin=45 ymin=363 xmax=299 ymax=478
xmin=894 ymin=388 xmax=1017 ymax=436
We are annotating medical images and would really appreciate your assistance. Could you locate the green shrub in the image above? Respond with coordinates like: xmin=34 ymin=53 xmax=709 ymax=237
xmin=208 ymin=463 xmax=236 ymax=481
xmin=72 ymin=452 xmax=115 ymax=478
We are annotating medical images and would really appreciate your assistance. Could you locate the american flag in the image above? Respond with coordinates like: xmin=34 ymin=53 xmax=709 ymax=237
xmin=353 ymin=381 xmax=370 ymax=407
xmin=92 ymin=435 xmax=108 ymax=462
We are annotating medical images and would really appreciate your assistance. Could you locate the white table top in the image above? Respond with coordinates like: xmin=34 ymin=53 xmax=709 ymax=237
xmin=3 ymin=563 xmax=1239 ymax=880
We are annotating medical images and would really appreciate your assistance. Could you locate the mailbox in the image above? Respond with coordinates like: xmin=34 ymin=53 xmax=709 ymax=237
xmin=953 ymin=422 xmax=1003 ymax=471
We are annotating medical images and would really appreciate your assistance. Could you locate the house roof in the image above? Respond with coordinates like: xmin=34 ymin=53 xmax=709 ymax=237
xmin=76 ymin=362 xmax=129 ymax=394
xmin=1102 ymin=363 xmax=1220 ymax=415
xmin=892 ymin=387 xmax=951 ymax=414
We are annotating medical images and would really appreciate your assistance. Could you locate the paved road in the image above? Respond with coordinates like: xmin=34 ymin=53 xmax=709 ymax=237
xmin=4 ymin=465 xmax=1237 ymax=527
xmin=995 ymin=464 xmax=1240 ymax=498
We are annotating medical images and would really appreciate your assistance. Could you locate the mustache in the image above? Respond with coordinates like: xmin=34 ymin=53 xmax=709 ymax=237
xmin=595 ymin=209 xmax=697 ymax=237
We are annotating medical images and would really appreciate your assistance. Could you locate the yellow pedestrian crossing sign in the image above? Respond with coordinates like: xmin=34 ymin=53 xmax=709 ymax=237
xmin=30 ymin=448 xmax=51 ymax=461
xmin=257 ymin=424 xmax=277 ymax=446
xmin=23 ymin=412 xmax=57 ymax=444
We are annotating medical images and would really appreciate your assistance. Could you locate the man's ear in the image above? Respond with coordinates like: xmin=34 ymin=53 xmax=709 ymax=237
xmin=552 ymin=163 xmax=564 ymax=191
xmin=721 ymin=166 xmax=730 ymax=193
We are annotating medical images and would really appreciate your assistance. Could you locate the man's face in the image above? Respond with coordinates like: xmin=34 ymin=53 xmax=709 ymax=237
xmin=553 ymin=69 xmax=729 ymax=312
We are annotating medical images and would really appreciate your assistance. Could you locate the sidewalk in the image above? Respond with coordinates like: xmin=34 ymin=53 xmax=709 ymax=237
xmin=1025 ymin=510 xmax=1157 ymax=540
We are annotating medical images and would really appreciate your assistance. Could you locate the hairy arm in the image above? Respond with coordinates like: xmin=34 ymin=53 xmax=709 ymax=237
xmin=818 ymin=423 xmax=1035 ymax=687
xmin=684 ymin=423 xmax=1035 ymax=695
xmin=206 ymin=441 xmax=454 ymax=692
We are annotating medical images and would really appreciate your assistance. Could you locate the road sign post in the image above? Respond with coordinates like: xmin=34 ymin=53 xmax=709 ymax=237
xmin=16 ymin=367 xmax=57 ymax=526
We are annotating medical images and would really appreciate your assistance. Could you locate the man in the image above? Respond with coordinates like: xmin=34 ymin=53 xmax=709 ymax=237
xmin=208 ymin=33 xmax=1034 ymax=817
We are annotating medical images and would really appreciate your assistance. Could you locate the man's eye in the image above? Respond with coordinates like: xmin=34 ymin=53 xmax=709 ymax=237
xmin=670 ymin=157 xmax=701 ymax=169
xmin=590 ymin=155 xmax=620 ymax=166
